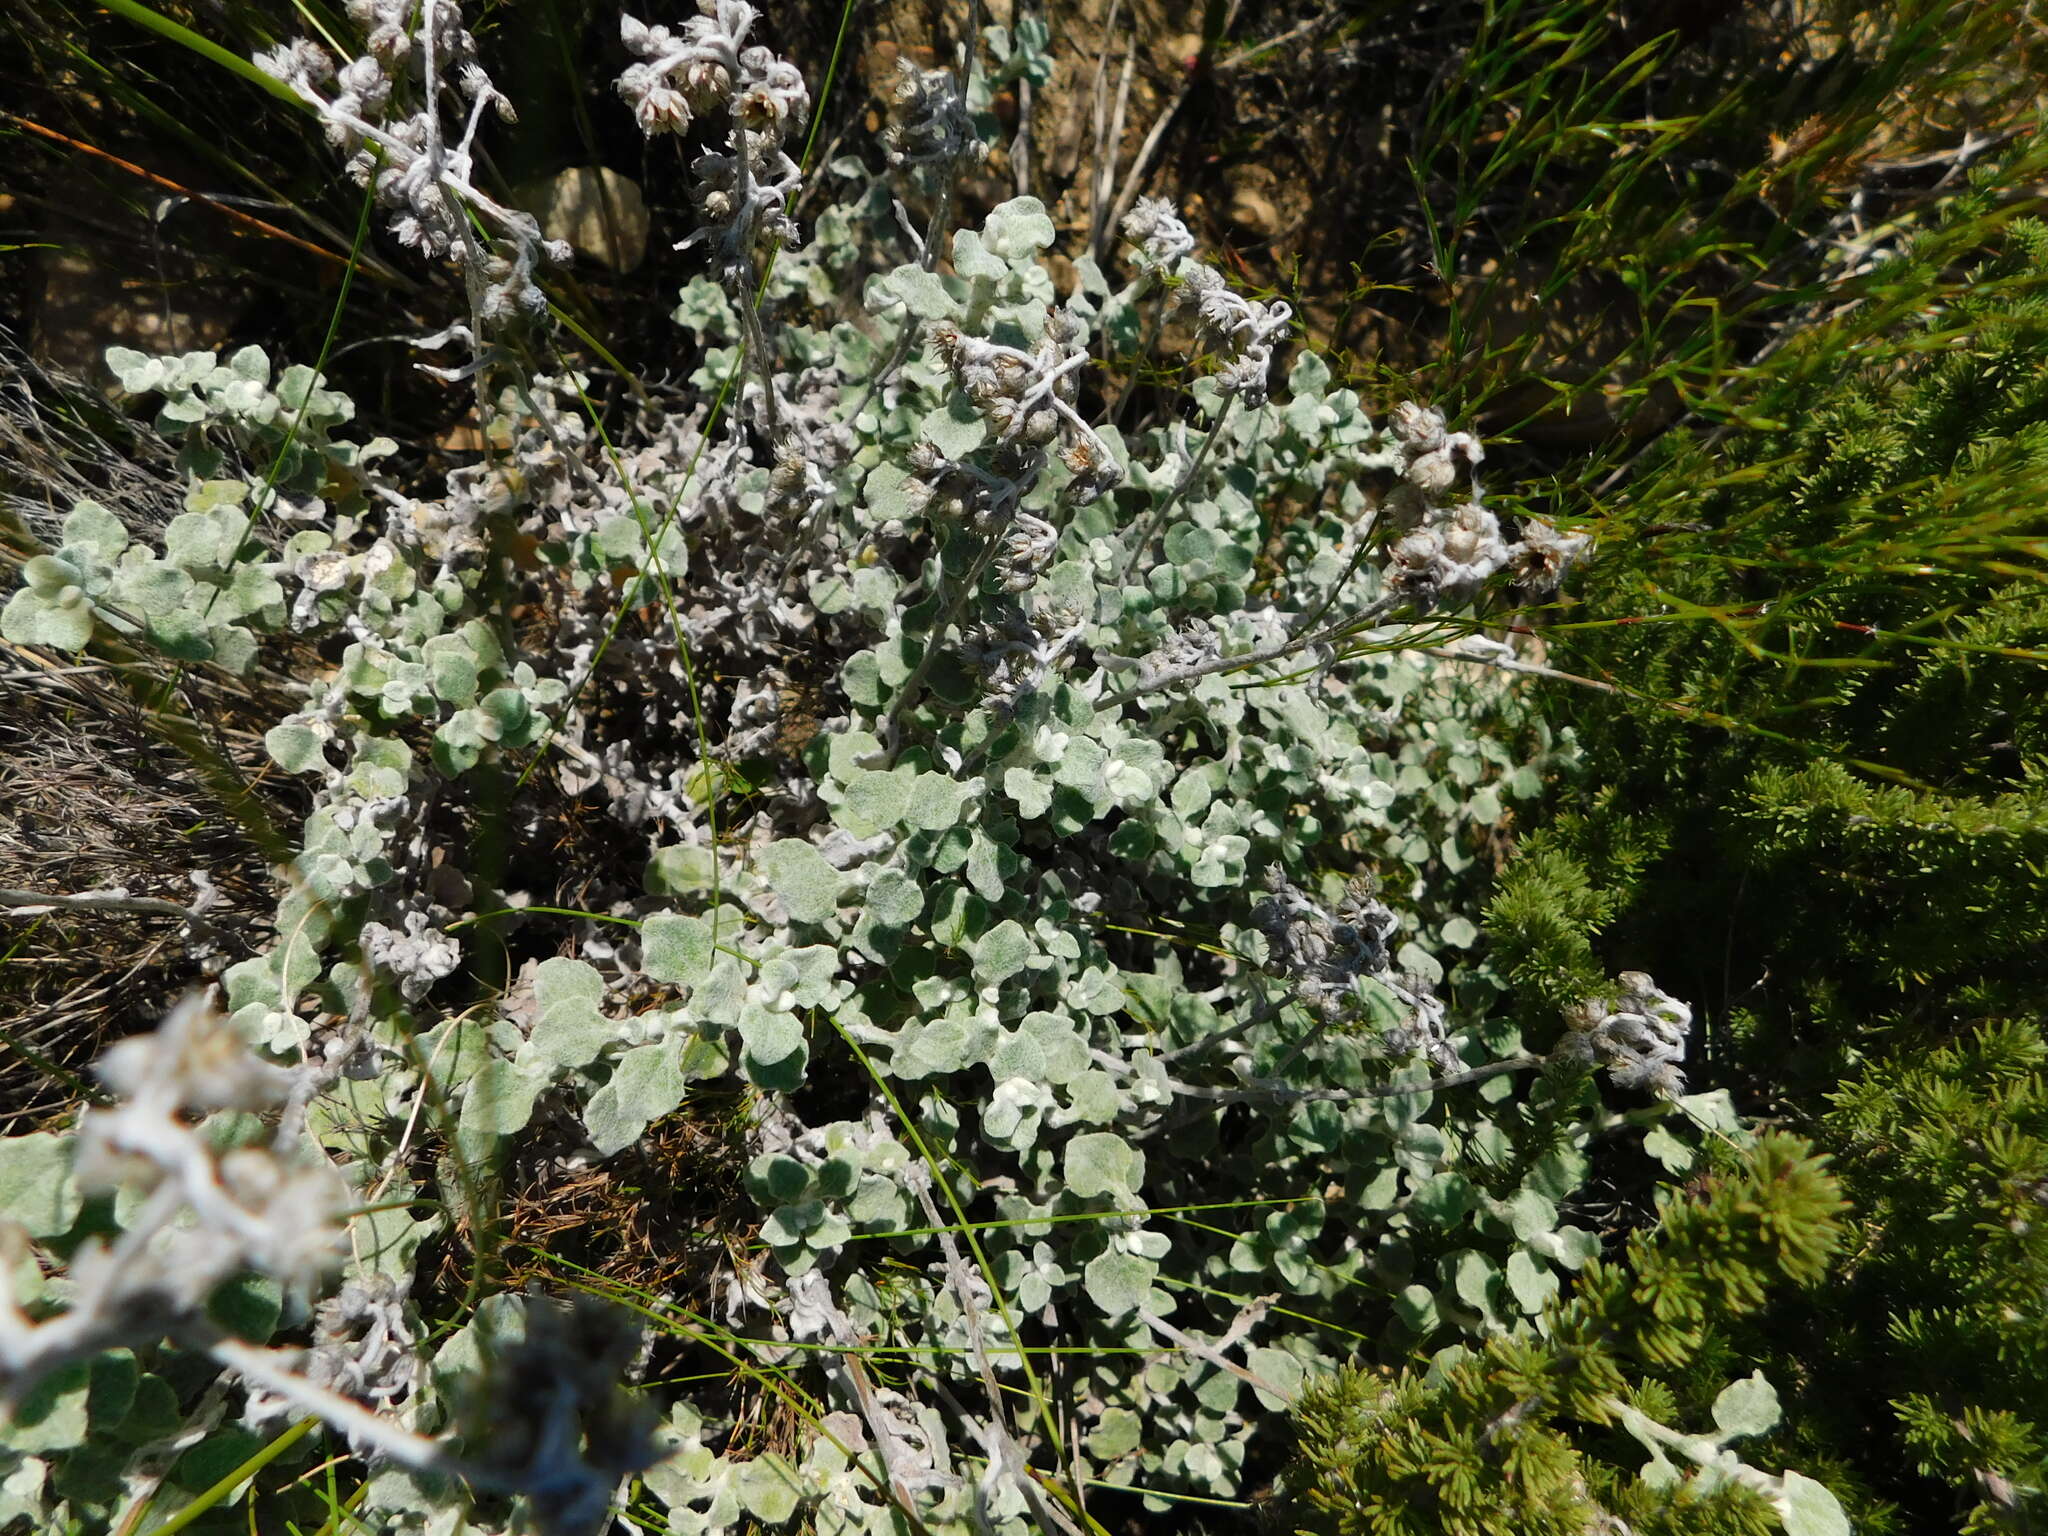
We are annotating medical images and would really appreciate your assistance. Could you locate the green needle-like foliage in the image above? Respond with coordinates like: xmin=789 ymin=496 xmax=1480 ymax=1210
xmin=1483 ymin=203 xmax=2048 ymax=1533
xmin=1288 ymin=1134 xmax=1845 ymax=1536
xmin=1823 ymin=1022 xmax=2048 ymax=1532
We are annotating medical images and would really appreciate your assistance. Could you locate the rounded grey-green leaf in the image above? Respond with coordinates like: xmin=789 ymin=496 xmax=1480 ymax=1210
xmin=1003 ymin=767 xmax=1053 ymax=820
xmin=584 ymin=1040 xmax=688 ymax=1157
xmin=641 ymin=912 xmax=715 ymax=986
xmin=21 ymin=555 xmax=81 ymax=596
xmin=988 ymin=1029 xmax=1047 ymax=1082
xmin=1711 ymin=1371 xmax=1782 ymax=1440
xmin=1444 ymin=1248 xmax=1498 ymax=1314
xmin=1083 ymin=1250 xmax=1157 ymax=1317
xmin=0 ymin=1133 xmax=79 ymax=1238
xmin=836 ymin=768 xmax=908 ymax=835
xmin=162 ymin=509 xmax=234 ymax=570
xmin=980 ymin=196 xmax=1057 ymax=261
xmin=1246 ymin=1347 xmax=1305 ymax=1411
xmin=1780 ymin=1471 xmax=1851 ymax=1536
xmin=0 ymin=589 xmax=94 ymax=652
xmin=593 ymin=514 xmax=646 ymax=562
xmin=867 ymin=265 xmax=956 ymax=322
xmin=972 ymin=919 xmax=1032 ymax=986
xmin=530 ymin=956 xmax=613 ymax=1070
xmin=265 ymin=722 xmax=327 ymax=774
xmin=458 ymin=1059 xmax=544 ymax=1145
xmin=1019 ymin=1012 xmax=1091 ymax=1084
xmin=1392 ymin=1282 xmax=1440 ymax=1335
xmin=534 ymin=956 xmax=603 ymax=1011
xmin=1064 ymin=1131 xmax=1143 ymax=1200
xmin=105 ymin=346 xmax=165 ymax=395
xmin=903 ymin=772 xmax=971 ymax=832
xmin=737 ymin=1005 xmax=804 ymax=1066
xmin=1503 ymin=1188 xmax=1559 ymax=1242
xmin=109 ymin=557 xmax=195 ymax=618
xmin=480 ymin=686 xmax=535 ymax=742
xmin=0 ymin=1360 xmax=90 ymax=1453
xmin=1088 ymin=1405 xmax=1143 ymax=1461
xmin=862 ymin=868 xmax=924 ymax=931
xmin=424 ymin=639 xmax=481 ymax=706
xmin=645 ymin=845 xmax=717 ymax=897
xmin=60 ymin=500 xmax=130 ymax=564
xmin=755 ymin=839 xmax=844 ymax=925
xmin=1505 ymin=1250 xmax=1558 ymax=1315
xmin=921 ymin=395 xmax=986 ymax=459
xmin=746 ymin=1153 xmax=813 ymax=1204
xmin=858 ymin=462 xmax=922 ymax=528
xmin=736 ymin=1452 xmax=804 ymax=1524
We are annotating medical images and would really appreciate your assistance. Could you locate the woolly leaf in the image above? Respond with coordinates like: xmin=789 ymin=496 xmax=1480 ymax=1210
xmin=867 ymin=265 xmax=955 ymax=321
xmin=1083 ymin=1250 xmax=1156 ymax=1317
xmin=585 ymin=1040 xmax=688 ymax=1157
xmin=1644 ymin=1122 xmax=1695 ymax=1173
xmin=1779 ymin=1471 xmax=1851 ymax=1536
xmin=921 ymin=395 xmax=986 ymax=459
xmin=981 ymin=197 xmax=1057 ymax=261
xmin=109 ymin=557 xmax=193 ymax=617
xmin=973 ymin=920 xmax=1032 ymax=985
xmin=265 ymin=722 xmax=326 ymax=774
xmin=106 ymin=346 xmax=164 ymax=394
xmin=0 ymin=1134 xmax=79 ymax=1239
xmin=757 ymin=840 xmax=844 ymax=925
xmin=642 ymin=913 xmax=715 ymax=987
xmin=1505 ymin=1250 xmax=1558 ymax=1315
xmin=737 ymin=1005 xmax=805 ymax=1067
xmin=0 ymin=589 xmax=94 ymax=652
xmin=1247 ymin=1347 xmax=1305 ymax=1411
xmin=1004 ymin=767 xmax=1053 ymax=819
xmin=646 ymin=845 xmax=717 ymax=896
xmin=1065 ymin=1132 xmax=1143 ymax=1199
xmin=860 ymin=463 xmax=921 ymax=527
xmin=1712 ymin=1372 xmax=1782 ymax=1440
xmin=989 ymin=1029 xmax=1047 ymax=1081
xmin=736 ymin=1453 xmax=803 ymax=1524
xmin=747 ymin=1154 xmax=812 ymax=1204
xmin=529 ymin=957 xmax=611 ymax=1070
xmin=862 ymin=868 xmax=924 ymax=930
xmin=423 ymin=636 xmax=480 ymax=705
xmin=62 ymin=500 xmax=130 ymax=564
xmin=0 ymin=1362 xmax=89 ymax=1453
xmin=1089 ymin=1406 xmax=1143 ymax=1460
xmin=1504 ymin=1189 xmax=1559 ymax=1242
xmin=837 ymin=768 xmax=908 ymax=835
xmin=908 ymin=1018 xmax=971 ymax=1077
xmin=1392 ymin=1283 xmax=1440 ymax=1334
xmin=459 ymin=1059 xmax=544 ymax=1145
xmin=1445 ymin=1249 xmax=1497 ymax=1313
xmin=903 ymin=772 xmax=971 ymax=831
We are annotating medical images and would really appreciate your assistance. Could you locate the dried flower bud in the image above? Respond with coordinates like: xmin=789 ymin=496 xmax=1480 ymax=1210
xmin=1389 ymin=400 xmax=1446 ymax=453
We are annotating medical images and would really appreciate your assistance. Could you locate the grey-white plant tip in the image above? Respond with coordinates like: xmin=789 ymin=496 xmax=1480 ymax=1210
xmin=257 ymin=0 xmax=569 ymax=321
xmin=1558 ymin=971 xmax=1694 ymax=1099
xmin=0 ymin=995 xmax=343 ymax=1401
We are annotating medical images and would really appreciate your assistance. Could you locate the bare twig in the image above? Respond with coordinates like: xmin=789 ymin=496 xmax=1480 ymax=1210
xmin=1147 ymin=1052 xmax=1546 ymax=1107
xmin=1137 ymin=1307 xmax=1295 ymax=1404
xmin=0 ymin=886 xmax=233 ymax=941
xmin=1088 ymin=44 xmax=1137 ymax=256
xmin=1413 ymin=641 xmax=1618 ymax=694
xmin=1119 ymin=394 xmax=1237 ymax=580
xmin=1100 ymin=593 xmax=1401 ymax=710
